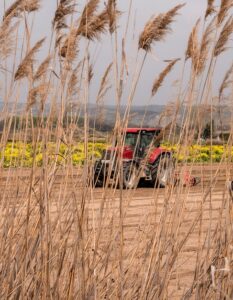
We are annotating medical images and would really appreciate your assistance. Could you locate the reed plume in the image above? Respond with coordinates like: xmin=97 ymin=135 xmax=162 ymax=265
xmin=33 ymin=56 xmax=51 ymax=81
xmin=0 ymin=15 xmax=19 ymax=59
xmin=55 ymin=34 xmax=65 ymax=48
xmin=214 ymin=17 xmax=233 ymax=56
xmin=27 ymin=83 xmax=49 ymax=110
xmin=197 ymin=19 xmax=214 ymax=74
xmin=60 ymin=27 xmax=79 ymax=60
xmin=185 ymin=19 xmax=200 ymax=61
xmin=217 ymin=0 xmax=233 ymax=25
xmin=219 ymin=63 xmax=233 ymax=99
xmin=79 ymin=0 xmax=100 ymax=29
xmin=53 ymin=0 xmax=76 ymax=31
xmin=78 ymin=10 xmax=109 ymax=41
xmin=3 ymin=0 xmax=23 ymax=19
xmin=4 ymin=0 xmax=40 ymax=19
xmin=67 ymin=62 xmax=82 ymax=98
xmin=23 ymin=0 xmax=40 ymax=12
xmin=158 ymin=103 xmax=176 ymax=125
xmin=205 ymin=0 xmax=216 ymax=19
xmin=15 ymin=38 xmax=46 ymax=81
xmin=96 ymin=63 xmax=113 ymax=104
xmin=60 ymin=1 xmax=109 ymax=57
xmin=106 ymin=0 xmax=119 ymax=34
xmin=139 ymin=4 xmax=185 ymax=51
xmin=151 ymin=59 xmax=180 ymax=97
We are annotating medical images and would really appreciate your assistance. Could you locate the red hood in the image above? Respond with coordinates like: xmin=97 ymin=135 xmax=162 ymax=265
xmin=148 ymin=147 xmax=170 ymax=163
xmin=105 ymin=146 xmax=170 ymax=162
xmin=106 ymin=145 xmax=134 ymax=159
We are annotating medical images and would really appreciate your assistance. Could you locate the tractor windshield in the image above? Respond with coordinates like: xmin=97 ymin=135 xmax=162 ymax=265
xmin=140 ymin=132 xmax=156 ymax=148
xmin=125 ymin=133 xmax=139 ymax=147
xmin=124 ymin=130 xmax=160 ymax=149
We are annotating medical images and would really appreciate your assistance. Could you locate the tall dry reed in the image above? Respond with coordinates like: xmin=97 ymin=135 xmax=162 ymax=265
xmin=0 ymin=1 xmax=233 ymax=299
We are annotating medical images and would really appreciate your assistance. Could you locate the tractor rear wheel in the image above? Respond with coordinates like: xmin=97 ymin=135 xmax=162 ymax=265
xmin=123 ymin=163 xmax=140 ymax=189
xmin=151 ymin=155 xmax=174 ymax=188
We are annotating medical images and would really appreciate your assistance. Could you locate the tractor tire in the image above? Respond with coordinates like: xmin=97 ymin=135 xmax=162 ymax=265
xmin=93 ymin=169 xmax=104 ymax=187
xmin=123 ymin=163 xmax=140 ymax=189
xmin=151 ymin=154 xmax=174 ymax=188
xmin=94 ymin=175 xmax=105 ymax=188
xmin=93 ymin=162 xmax=107 ymax=188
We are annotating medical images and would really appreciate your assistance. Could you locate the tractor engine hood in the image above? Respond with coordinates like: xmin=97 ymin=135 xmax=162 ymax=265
xmin=102 ymin=146 xmax=170 ymax=163
xmin=103 ymin=146 xmax=134 ymax=160
xmin=148 ymin=147 xmax=170 ymax=164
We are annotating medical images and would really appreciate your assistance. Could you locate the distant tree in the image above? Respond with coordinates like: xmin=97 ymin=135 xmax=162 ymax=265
xmin=202 ymin=120 xmax=215 ymax=139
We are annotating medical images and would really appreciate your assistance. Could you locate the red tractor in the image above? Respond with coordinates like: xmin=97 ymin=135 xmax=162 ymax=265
xmin=94 ymin=128 xmax=174 ymax=188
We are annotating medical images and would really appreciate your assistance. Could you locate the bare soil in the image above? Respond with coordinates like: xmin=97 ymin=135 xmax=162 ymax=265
xmin=0 ymin=164 xmax=232 ymax=299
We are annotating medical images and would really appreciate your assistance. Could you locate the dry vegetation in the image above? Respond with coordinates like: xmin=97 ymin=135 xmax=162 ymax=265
xmin=0 ymin=0 xmax=233 ymax=299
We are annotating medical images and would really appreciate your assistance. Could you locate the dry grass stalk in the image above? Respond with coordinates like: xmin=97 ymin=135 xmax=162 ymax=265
xmin=158 ymin=102 xmax=177 ymax=125
xmin=219 ymin=63 xmax=233 ymax=99
xmin=97 ymin=63 xmax=113 ymax=104
xmin=15 ymin=38 xmax=46 ymax=80
xmin=33 ymin=55 xmax=51 ymax=81
xmin=214 ymin=16 xmax=233 ymax=56
xmin=53 ymin=0 xmax=76 ymax=31
xmin=139 ymin=4 xmax=185 ymax=51
xmin=151 ymin=59 xmax=180 ymax=97
xmin=88 ymin=63 xmax=94 ymax=83
xmin=27 ymin=82 xmax=49 ymax=110
xmin=205 ymin=0 xmax=216 ymax=19
xmin=217 ymin=0 xmax=233 ymax=25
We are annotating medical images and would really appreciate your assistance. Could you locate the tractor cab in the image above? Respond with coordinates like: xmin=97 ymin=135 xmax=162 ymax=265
xmin=123 ymin=128 xmax=161 ymax=159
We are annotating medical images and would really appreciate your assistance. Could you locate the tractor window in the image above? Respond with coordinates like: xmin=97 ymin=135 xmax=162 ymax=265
xmin=140 ymin=132 xmax=155 ymax=148
xmin=125 ymin=133 xmax=138 ymax=147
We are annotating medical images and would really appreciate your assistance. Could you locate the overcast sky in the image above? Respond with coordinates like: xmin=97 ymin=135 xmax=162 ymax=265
xmin=2 ymin=0 xmax=233 ymax=106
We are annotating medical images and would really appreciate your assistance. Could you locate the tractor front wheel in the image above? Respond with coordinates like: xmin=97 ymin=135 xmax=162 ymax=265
xmin=151 ymin=155 xmax=174 ymax=188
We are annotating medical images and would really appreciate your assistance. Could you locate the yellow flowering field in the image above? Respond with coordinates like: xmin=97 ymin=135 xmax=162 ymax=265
xmin=0 ymin=142 xmax=106 ymax=168
xmin=163 ymin=144 xmax=233 ymax=163
xmin=0 ymin=142 xmax=232 ymax=167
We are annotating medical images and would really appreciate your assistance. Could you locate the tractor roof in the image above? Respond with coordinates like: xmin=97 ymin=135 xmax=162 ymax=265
xmin=124 ymin=128 xmax=161 ymax=133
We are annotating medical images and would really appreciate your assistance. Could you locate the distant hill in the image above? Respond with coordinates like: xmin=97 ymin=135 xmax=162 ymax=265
xmin=87 ymin=103 xmax=166 ymax=128
xmin=0 ymin=101 xmax=165 ymax=127
xmin=0 ymin=101 xmax=232 ymax=130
